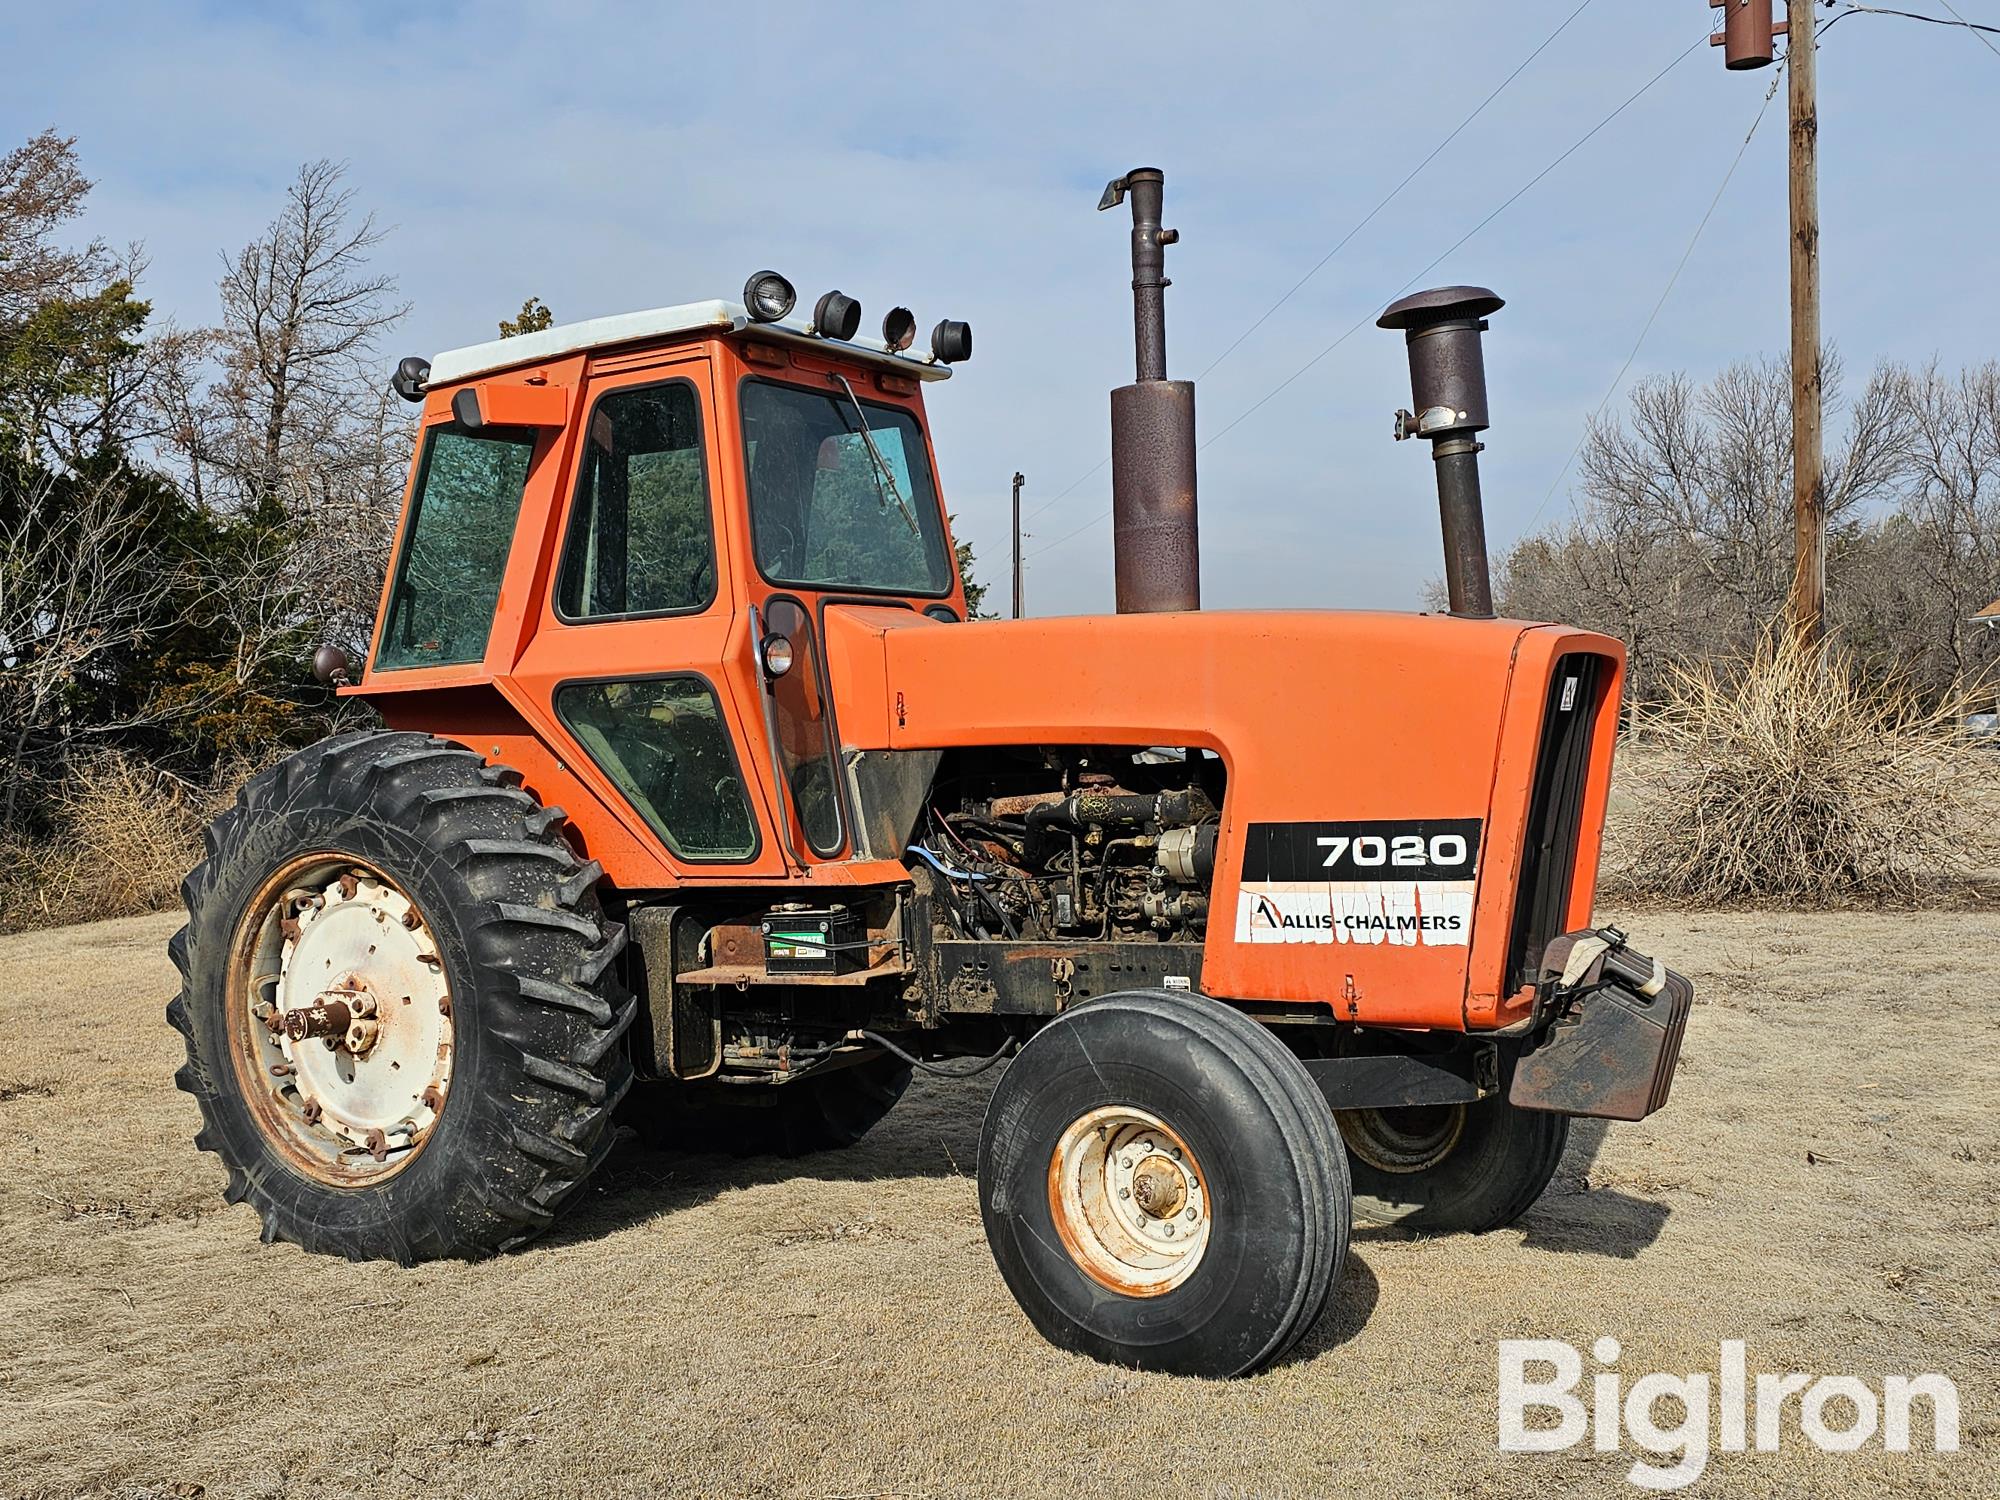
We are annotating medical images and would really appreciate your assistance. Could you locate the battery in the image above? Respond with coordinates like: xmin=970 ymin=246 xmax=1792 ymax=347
xmin=760 ymin=906 xmax=863 ymax=976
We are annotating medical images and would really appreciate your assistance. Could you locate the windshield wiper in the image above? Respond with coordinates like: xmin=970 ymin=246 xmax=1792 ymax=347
xmin=828 ymin=373 xmax=920 ymax=538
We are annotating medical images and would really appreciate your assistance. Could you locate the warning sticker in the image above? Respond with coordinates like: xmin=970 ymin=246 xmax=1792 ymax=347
xmin=1235 ymin=819 xmax=1481 ymax=947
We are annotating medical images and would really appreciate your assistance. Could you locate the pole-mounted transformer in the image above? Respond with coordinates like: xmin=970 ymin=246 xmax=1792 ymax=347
xmin=1709 ymin=0 xmax=1786 ymax=69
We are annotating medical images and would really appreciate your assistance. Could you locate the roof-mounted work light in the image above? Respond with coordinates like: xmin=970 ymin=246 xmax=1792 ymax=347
xmin=742 ymin=270 xmax=796 ymax=323
xmin=812 ymin=290 xmax=862 ymax=341
xmin=882 ymin=306 xmax=917 ymax=352
xmin=929 ymin=319 xmax=971 ymax=364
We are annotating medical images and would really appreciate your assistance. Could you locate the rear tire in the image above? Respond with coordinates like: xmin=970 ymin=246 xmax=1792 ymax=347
xmin=627 ymin=1053 xmax=912 ymax=1156
xmin=1338 ymin=1092 xmax=1570 ymax=1234
xmin=168 ymin=731 xmax=635 ymax=1263
xmin=979 ymin=989 xmax=1350 ymax=1378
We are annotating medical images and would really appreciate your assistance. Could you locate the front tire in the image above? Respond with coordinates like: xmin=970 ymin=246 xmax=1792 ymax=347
xmin=1338 ymin=1092 xmax=1570 ymax=1234
xmin=979 ymin=989 xmax=1350 ymax=1378
xmin=168 ymin=731 xmax=635 ymax=1263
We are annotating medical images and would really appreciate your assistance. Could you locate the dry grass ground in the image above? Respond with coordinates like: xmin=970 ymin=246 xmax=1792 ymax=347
xmin=1 ymin=909 xmax=1994 ymax=1499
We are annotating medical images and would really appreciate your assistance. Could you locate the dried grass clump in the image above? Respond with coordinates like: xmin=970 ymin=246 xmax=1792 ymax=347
xmin=0 ymin=752 xmax=275 ymax=933
xmin=0 ymin=753 xmax=202 ymax=930
xmin=1606 ymin=634 xmax=1999 ymax=907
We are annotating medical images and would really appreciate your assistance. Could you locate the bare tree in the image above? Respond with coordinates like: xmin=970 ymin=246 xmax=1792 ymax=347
xmin=204 ymin=159 xmax=408 ymax=521
xmin=0 ymin=466 xmax=179 ymax=828
xmin=0 ymin=129 xmax=109 ymax=322
xmin=1853 ymin=361 xmax=2000 ymax=694
xmin=1496 ymin=355 xmax=1909 ymax=703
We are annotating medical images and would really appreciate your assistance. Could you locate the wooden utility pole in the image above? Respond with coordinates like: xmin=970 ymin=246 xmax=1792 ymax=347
xmin=1784 ymin=0 xmax=1825 ymax=647
xmin=1712 ymin=0 xmax=1824 ymax=647
xmin=1010 ymin=471 xmax=1026 ymax=618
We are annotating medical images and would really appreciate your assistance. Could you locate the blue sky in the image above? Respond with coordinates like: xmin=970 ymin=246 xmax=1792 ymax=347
xmin=5 ymin=1 xmax=1995 ymax=614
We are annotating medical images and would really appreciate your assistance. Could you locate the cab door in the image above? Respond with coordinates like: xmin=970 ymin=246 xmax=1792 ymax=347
xmin=508 ymin=355 xmax=791 ymax=880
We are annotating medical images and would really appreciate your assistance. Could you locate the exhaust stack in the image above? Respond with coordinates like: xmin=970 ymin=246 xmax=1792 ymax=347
xmin=1100 ymin=168 xmax=1199 ymax=613
xmin=1379 ymin=286 xmax=1504 ymax=619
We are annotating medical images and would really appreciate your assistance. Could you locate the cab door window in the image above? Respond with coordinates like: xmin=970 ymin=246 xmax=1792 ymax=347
xmin=554 ymin=676 xmax=758 ymax=861
xmin=556 ymin=380 xmax=715 ymax=620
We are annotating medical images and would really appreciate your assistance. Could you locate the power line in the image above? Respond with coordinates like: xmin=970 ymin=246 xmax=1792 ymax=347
xmin=1188 ymin=0 xmax=1599 ymax=388
xmin=1020 ymin=1 xmax=1601 ymax=536
xmin=1202 ymin=25 xmax=1714 ymax=455
xmin=1523 ymin=62 xmax=1788 ymax=539
xmin=1835 ymin=3 xmax=2000 ymax=52
xmin=1931 ymin=1 xmax=2000 ymax=59
xmin=1028 ymin=20 xmax=1716 ymax=562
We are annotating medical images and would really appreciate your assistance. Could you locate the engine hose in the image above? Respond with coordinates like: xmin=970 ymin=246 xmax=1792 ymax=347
xmin=858 ymin=1029 xmax=1017 ymax=1078
xmin=907 ymin=845 xmax=990 ymax=882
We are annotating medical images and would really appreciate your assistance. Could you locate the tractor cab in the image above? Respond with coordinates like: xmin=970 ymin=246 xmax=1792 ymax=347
xmin=355 ymin=275 xmax=972 ymax=883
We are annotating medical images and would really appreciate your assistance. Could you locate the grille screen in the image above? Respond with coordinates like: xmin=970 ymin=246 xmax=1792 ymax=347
xmin=1507 ymin=654 xmax=1604 ymax=990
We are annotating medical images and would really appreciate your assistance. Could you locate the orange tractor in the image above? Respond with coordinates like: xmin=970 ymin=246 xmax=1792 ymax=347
xmin=170 ymin=168 xmax=1691 ymax=1377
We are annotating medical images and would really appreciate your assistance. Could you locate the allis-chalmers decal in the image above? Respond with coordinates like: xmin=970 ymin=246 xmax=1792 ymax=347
xmin=1235 ymin=818 xmax=1482 ymax=947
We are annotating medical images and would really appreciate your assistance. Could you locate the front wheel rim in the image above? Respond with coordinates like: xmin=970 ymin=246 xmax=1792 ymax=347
xmin=1337 ymin=1103 xmax=1466 ymax=1174
xmin=1047 ymin=1106 xmax=1211 ymax=1297
xmin=226 ymin=855 xmax=454 ymax=1187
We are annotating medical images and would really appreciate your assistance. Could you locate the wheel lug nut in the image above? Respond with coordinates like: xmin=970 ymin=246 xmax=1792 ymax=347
xmin=1163 ymin=1224 xmax=1176 ymax=1237
xmin=1118 ymin=1187 xmax=1131 ymax=1200
xmin=1185 ymin=1207 xmax=1199 ymax=1222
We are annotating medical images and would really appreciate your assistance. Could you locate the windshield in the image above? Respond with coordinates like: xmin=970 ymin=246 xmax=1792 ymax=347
xmin=741 ymin=378 xmax=954 ymax=596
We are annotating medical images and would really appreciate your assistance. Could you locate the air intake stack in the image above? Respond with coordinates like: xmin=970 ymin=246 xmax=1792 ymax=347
xmin=1380 ymin=286 xmax=1504 ymax=619
xmin=1100 ymin=168 xmax=1199 ymax=613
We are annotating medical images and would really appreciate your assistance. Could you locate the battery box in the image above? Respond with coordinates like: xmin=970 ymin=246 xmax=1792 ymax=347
xmin=760 ymin=906 xmax=863 ymax=976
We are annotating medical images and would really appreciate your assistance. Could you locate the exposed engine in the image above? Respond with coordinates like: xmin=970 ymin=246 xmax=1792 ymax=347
xmin=910 ymin=746 xmax=1224 ymax=943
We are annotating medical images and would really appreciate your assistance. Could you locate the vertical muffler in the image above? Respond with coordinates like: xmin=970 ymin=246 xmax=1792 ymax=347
xmin=1380 ymin=286 xmax=1504 ymax=619
xmin=1100 ymin=168 xmax=1199 ymax=613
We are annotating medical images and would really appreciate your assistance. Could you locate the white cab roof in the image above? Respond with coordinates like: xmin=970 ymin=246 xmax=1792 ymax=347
xmin=426 ymin=299 xmax=953 ymax=386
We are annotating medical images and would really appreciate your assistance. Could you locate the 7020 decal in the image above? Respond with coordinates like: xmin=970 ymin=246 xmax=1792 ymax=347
xmin=1315 ymin=832 xmax=1470 ymax=870
xmin=1240 ymin=817 xmax=1484 ymax=883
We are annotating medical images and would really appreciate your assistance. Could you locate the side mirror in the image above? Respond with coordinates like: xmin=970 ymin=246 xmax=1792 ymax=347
xmin=312 ymin=644 xmax=353 ymax=687
xmin=449 ymin=379 xmax=568 ymax=431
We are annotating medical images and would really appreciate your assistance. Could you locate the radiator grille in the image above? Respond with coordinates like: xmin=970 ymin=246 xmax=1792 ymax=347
xmin=1507 ymin=654 xmax=1604 ymax=991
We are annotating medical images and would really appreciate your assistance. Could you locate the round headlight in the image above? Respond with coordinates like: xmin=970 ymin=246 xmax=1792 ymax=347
xmin=760 ymin=633 xmax=795 ymax=677
xmin=881 ymin=306 xmax=917 ymax=352
xmin=743 ymin=270 xmax=796 ymax=323
xmin=813 ymin=290 xmax=862 ymax=342
xmin=929 ymin=319 xmax=972 ymax=364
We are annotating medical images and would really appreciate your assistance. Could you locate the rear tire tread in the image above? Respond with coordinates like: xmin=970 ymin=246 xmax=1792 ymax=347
xmin=169 ymin=730 xmax=633 ymax=1263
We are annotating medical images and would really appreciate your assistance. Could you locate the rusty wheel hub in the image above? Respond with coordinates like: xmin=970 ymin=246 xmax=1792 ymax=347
xmin=1048 ymin=1106 xmax=1210 ymax=1297
xmin=232 ymin=859 xmax=454 ymax=1183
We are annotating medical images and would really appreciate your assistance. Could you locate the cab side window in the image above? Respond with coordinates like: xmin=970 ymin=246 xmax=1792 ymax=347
xmin=376 ymin=424 xmax=537 ymax=670
xmin=556 ymin=381 xmax=714 ymax=619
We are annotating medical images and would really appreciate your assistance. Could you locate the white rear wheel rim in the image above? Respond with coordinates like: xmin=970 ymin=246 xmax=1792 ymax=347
xmin=230 ymin=856 xmax=454 ymax=1185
